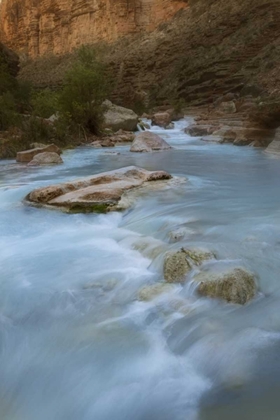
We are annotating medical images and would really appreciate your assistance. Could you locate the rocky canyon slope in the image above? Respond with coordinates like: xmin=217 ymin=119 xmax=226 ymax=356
xmin=1 ymin=0 xmax=280 ymax=121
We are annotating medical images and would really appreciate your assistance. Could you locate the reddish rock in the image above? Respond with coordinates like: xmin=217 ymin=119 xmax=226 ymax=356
xmin=151 ymin=112 xmax=172 ymax=128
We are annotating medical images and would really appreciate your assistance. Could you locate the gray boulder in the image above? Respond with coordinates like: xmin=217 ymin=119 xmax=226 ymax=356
xmin=28 ymin=152 xmax=63 ymax=165
xmin=130 ymin=132 xmax=172 ymax=153
xmin=16 ymin=144 xmax=61 ymax=163
xmin=103 ymin=100 xmax=138 ymax=132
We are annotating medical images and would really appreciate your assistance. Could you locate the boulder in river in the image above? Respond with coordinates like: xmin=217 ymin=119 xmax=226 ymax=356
xmin=103 ymin=100 xmax=138 ymax=132
xmin=164 ymin=248 xmax=215 ymax=283
xmin=130 ymin=132 xmax=172 ymax=153
xmin=194 ymin=267 xmax=256 ymax=305
xmin=16 ymin=144 xmax=61 ymax=163
xmin=151 ymin=112 xmax=172 ymax=128
xmin=28 ymin=152 xmax=63 ymax=165
xmin=26 ymin=166 xmax=172 ymax=213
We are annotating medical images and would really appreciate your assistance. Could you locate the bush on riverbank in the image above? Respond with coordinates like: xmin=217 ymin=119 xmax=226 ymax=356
xmin=0 ymin=46 xmax=111 ymax=158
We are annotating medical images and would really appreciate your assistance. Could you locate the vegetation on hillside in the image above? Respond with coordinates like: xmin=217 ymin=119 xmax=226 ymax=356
xmin=0 ymin=46 xmax=111 ymax=158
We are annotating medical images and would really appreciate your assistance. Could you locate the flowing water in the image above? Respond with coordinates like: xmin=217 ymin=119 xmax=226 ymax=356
xmin=1 ymin=119 xmax=280 ymax=419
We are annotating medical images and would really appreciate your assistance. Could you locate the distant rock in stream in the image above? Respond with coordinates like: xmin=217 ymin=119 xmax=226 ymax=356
xmin=130 ymin=132 xmax=172 ymax=153
xmin=25 ymin=166 xmax=172 ymax=213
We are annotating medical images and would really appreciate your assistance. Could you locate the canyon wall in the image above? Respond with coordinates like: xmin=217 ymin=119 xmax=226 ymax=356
xmin=0 ymin=0 xmax=187 ymax=56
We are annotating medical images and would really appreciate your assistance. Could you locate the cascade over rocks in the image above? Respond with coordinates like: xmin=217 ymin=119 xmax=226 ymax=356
xmin=130 ymin=132 xmax=172 ymax=153
xmin=26 ymin=166 xmax=172 ymax=213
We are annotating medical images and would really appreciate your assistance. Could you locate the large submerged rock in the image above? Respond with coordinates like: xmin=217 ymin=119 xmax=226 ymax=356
xmin=194 ymin=267 xmax=256 ymax=305
xmin=26 ymin=166 xmax=172 ymax=213
xmin=164 ymin=248 xmax=215 ymax=283
xmin=130 ymin=132 xmax=172 ymax=152
xmin=103 ymin=100 xmax=138 ymax=132
xmin=16 ymin=144 xmax=61 ymax=163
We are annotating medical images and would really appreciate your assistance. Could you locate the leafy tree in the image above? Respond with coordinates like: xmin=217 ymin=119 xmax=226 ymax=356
xmin=31 ymin=88 xmax=59 ymax=119
xmin=59 ymin=46 xmax=110 ymax=134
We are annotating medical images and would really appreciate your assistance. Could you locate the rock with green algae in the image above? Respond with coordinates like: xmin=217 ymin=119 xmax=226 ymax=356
xmin=194 ymin=267 xmax=256 ymax=305
xmin=164 ymin=248 xmax=215 ymax=283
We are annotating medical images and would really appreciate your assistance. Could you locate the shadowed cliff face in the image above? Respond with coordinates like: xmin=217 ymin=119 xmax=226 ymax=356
xmin=0 ymin=0 xmax=187 ymax=56
xmin=0 ymin=42 xmax=19 ymax=76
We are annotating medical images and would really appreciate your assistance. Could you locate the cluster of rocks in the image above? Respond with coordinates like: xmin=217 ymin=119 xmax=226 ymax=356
xmin=16 ymin=143 xmax=63 ymax=165
xmin=184 ymin=93 xmax=279 ymax=152
xmin=162 ymin=247 xmax=257 ymax=305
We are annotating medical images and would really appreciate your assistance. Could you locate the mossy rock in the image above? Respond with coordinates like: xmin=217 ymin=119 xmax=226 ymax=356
xmin=164 ymin=247 xmax=215 ymax=283
xmin=194 ymin=267 xmax=257 ymax=305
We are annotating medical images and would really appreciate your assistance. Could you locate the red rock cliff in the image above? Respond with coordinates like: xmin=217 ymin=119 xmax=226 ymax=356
xmin=0 ymin=0 xmax=187 ymax=56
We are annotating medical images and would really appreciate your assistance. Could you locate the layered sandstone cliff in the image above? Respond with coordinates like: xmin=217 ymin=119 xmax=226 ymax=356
xmin=0 ymin=0 xmax=187 ymax=56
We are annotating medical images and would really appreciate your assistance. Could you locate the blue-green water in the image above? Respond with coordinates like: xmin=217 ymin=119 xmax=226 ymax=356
xmin=1 ymin=119 xmax=280 ymax=419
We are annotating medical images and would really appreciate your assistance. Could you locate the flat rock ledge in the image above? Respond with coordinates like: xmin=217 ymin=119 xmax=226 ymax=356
xmin=25 ymin=166 xmax=172 ymax=213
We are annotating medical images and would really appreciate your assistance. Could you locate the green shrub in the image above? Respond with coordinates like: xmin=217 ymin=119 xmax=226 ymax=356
xmin=0 ymin=58 xmax=17 ymax=95
xmin=20 ymin=116 xmax=55 ymax=145
xmin=0 ymin=92 xmax=19 ymax=130
xmin=31 ymin=88 xmax=59 ymax=118
xmin=59 ymin=46 xmax=110 ymax=135
xmin=14 ymin=81 xmax=33 ymax=113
